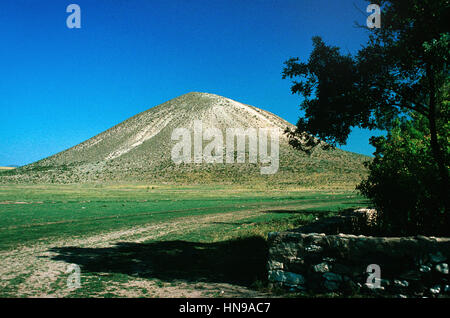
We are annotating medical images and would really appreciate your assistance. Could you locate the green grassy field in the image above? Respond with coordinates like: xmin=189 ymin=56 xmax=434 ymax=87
xmin=0 ymin=184 xmax=368 ymax=297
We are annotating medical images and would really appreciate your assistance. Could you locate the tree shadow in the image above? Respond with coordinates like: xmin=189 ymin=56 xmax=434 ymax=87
xmin=262 ymin=208 xmax=364 ymax=216
xmin=45 ymin=236 xmax=268 ymax=287
xmin=262 ymin=209 xmax=333 ymax=216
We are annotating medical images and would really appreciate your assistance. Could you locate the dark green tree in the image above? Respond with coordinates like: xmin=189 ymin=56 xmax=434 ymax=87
xmin=357 ymin=110 xmax=449 ymax=235
xmin=282 ymin=36 xmax=368 ymax=152
xmin=283 ymin=0 xmax=449 ymax=234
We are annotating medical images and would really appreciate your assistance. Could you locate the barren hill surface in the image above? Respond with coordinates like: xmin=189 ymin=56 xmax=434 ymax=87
xmin=1 ymin=92 xmax=368 ymax=186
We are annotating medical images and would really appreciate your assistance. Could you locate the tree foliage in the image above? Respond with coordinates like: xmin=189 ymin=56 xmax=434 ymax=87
xmin=357 ymin=112 xmax=449 ymax=235
xmin=282 ymin=37 xmax=368 ymax=152
xmin=283 ymin=0 xmax=449 ymax=234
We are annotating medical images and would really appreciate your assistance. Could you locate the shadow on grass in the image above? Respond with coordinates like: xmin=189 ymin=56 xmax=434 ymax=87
xmin=262 ymin=207 xmax=365 ymax=216
xmin=46 ymin=236 xmax=268 ymax=287
xmin=262 ymin=209 xmax=331 ymax=215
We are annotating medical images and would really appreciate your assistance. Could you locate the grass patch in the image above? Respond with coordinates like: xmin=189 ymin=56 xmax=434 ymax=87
xmin=0 ymin=183 xmax=368 ymax=297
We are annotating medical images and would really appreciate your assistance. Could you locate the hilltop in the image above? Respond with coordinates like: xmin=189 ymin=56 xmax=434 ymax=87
xmin=0 ymin=92 xmax=369 ymax=187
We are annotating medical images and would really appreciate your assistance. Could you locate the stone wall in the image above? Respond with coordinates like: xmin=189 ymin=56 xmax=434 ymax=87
xmin=267 ymin=210 xmax=450 ymax=297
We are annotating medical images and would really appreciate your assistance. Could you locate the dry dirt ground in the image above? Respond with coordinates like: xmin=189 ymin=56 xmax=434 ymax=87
xmin=0 ymin=209 xmax=270 ymax=298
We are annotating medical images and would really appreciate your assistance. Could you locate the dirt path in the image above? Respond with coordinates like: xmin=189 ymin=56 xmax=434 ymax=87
xmin=0 ymin=209 xmax=270 ymax=298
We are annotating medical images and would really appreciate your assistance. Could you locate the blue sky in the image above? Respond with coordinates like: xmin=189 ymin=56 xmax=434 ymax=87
xmin=0 ymin=0 xmax=383 ymax=166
